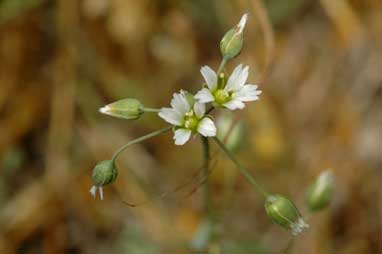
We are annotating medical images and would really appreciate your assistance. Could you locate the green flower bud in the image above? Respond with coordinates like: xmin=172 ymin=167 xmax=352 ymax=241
xmin=265 ymin=194 xmax=309 ymax=236
xmin=89 ymin=160 xmax=118 ymax=200
xmin=216 ymin=112 xmax=245 ymax=153
xmin=306 ymin=170 xmax=334 ymax=212
xmin=99 ymin=98 xmax=144 ymax=120
xmin=220 ymin=14 xmax=248 ymax=60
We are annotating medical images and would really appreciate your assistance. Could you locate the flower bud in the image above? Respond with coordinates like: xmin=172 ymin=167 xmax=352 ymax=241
xmin=265 ymin=194 xmax=309 ymax=236
xmin=89 ymin=160 xmax=118 ymax=200
xmin=216 ymin=112 xmax=245 ymax=153
xmin=306 ymin=170 xmax=334 ymax=212
xmin=220 ymin=14 xmax=248 ymax=60
xmin=99 ymin=98 xmax=144 ymax=120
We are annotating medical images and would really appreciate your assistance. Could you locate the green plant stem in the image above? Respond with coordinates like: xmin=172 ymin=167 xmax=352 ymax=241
xmin=213 ymin=137 xmax=269 ymax=198
xmin=283 ymin=238 xmax=294 ymax=254
xmin=143 ymin=107 xmax=161 ymax=113
xmin=201 ymin=137 xmax=212 ymax=218
xmin=217 ymin=58 xmax=228 ymax=74
xmin=111 ymin=126 xmax=172 ymax=162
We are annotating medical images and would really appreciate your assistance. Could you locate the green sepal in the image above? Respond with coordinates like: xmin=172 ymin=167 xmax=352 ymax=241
xmin=92 ymin=160 xmax=118 ymax=186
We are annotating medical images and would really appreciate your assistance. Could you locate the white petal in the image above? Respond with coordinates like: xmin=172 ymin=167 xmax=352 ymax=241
xmin=201 ymin=66 xmax=217 ymax=90
xmin=171 ymin=91 xmax=190 ymax=114
xmin=174 ymin=128 xmax=192 ymax=145
xmin=235 ymin=65 xmax=249 ymax=90
xmin=195 ymin=88 xmax=215 ymax=103
xmin=235 ymin=84 xmax=262 ymax=101
xmin=99 ymin=105 xmax=110 ymax=114
xmin=197 ymin=118 xmax=216 ymax=137
xmin=225 ymin=64 xmax=242 ymax=91
xmin=193 ymin=102 xmax=206 ymax=118
xmin=158 ymin=108 xmax=183 ymax=126
xmin=237 ymin=13 xmax=248 ymax=33
xmin=89 ymin=185 xmax=97 ymax=199
xmin=226 ymin=65 xmax=249 ymax=92
xmin=99 ymin=187 xmax=104 ymax=200
xmin=223 ymin=99 xmax=245 ymax=110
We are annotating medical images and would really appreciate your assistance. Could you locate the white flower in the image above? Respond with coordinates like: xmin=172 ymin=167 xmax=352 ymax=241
xmin=195 ymin=64 xmax=262 ymax=110
xmin=159 ymin=90 xmax=216 ymax=145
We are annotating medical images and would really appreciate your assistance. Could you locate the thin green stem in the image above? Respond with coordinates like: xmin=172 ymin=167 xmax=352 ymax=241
xmin=213 ymin=137 xmax=269 ymax=198
xmin=143 ymin=107 xmax=161 ymax=113
xmin=111 ymin=126 xmax=172 ymax=162
xmin=201 ymin=137 xmax=212 ymax=217
xmin=217 ymin=58 xmax=228 ymax=74
xmin=283 ymin=238 xmax=294 ymax=254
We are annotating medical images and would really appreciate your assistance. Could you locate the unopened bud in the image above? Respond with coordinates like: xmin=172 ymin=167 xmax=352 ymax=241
xmin=216 ymin=112 xmax=245 ymax=153
xmin=306 ymin=170 xmax=334 ymax=212
xmin=265 ymin=194 xmax=309 ymax=236
xmin=220 ymin=13 xmax=248 ymax=60
xmin=99 ymin=98 xmax=144 ymax=120
xmin=89 ymin=160 xmax=118 ymax=200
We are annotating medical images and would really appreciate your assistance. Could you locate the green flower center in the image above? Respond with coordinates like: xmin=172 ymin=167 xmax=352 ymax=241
xmin=214 ymin=89 xmax=234 ymax=105
xmin=183 ymin=111 xmax=200 ymax=131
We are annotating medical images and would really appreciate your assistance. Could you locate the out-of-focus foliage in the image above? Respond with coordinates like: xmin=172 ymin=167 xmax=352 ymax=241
xmin=0 ymin=0 xmax=41 ymax=23
xmin=0 ymin=0 xmax=381 ymax=253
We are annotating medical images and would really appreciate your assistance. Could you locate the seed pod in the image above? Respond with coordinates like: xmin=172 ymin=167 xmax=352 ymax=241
xmin=92 ymin=160 xmax=118 ymax=186
xmin=306 ymin=170 xmax=334 ymax=212
xmin=265 ymin=194 xmax=309 ymax=236
xmin=99 ymin=98 xmax=144 ymax=120
xmin=89 ymin=160 xmax=118 ymax=200
xmin=220 ymin=14 xmax=248 ymax=60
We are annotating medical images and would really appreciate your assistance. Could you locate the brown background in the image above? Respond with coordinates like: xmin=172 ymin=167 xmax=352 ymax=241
xmin=0 ymin=0 xmax=381 ymax=253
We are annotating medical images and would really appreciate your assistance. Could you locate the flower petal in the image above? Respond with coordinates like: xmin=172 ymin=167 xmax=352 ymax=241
xmin=225 ymin=64 xmax=242 ymax=91
xmin=235 ymin=84 xmax=262 ymax=101
xmin=159 ymin=107 xmax=183 ymax=126
xmin=197 ymin=117 xmax=216 ymax=137
xmin=237 ymin=13 xmax=248 ymax=33
xmin=99 ymin=186 xmax=104 ymax=200
xmin=235 ymin=65 xmax=249 ymax=90
xmin=226 ymin=65 xmax=249 ymax=92
xmin=171 ymin=91 xmax=190 ymax=115
xmin=195 ymin=88 xmax=215 ymax=103
xmin=223 ymin=99 xmax=245 ymax=110
xmin=201 ymin=66 xmax=217 ymax=90
xmin=174 ymin=128 xmax=192 ymax=145
xmin=89 ymin=185 xmax=97 ymax=199
xmin=193 ymin=102 xmax=206 ymax=118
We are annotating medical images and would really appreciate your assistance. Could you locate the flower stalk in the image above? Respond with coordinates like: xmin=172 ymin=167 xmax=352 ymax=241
xmin=212 ymin=136 xmax=269 ymax=198
xmin=217 ymin=58 xmax=228 ymax=74
xmin=142 ymin=107 xmax=161 ymax=113
xmin=201 ymin=136 xmax=212 ymax=218
xmin=111 ymin=126 xmax=172 ymax=163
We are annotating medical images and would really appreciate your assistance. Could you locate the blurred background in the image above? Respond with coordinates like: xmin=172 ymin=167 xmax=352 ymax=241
xmin=0 ymin=0 xmax=381 ymax=253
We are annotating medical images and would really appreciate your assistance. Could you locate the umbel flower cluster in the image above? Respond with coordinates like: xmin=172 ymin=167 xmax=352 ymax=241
xmin=89 ymin=14 xmax=334 ymax=238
